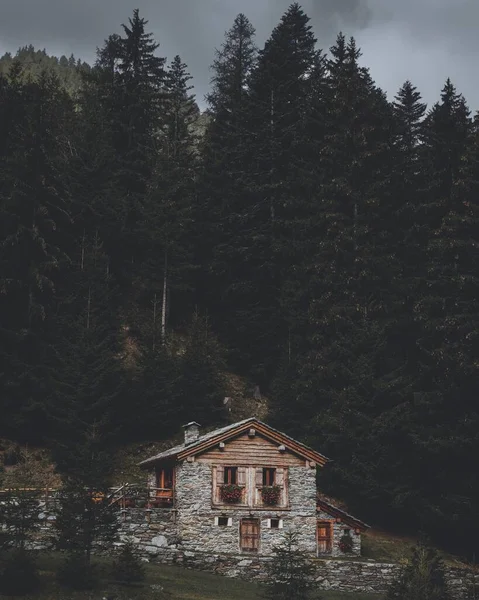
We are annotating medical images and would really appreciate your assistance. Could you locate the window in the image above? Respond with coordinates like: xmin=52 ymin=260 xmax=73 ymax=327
xmin=156 ymin=467 xmax=174 ymax=490
xmin=240 ymin=518 xmax=260 ymax=552
xmin=270 ymin=518 xmax=280 ymax=529
xmin=262 ymin=468 xmax=276 ymax=486
xmin=224 ymin=466 xmax=238 ymax=484
xmin=317 ymin=520 xmax=333 ymax=555
xmin=218 ymin=517 xmax=228 ymax=526
xmin=154 ymin=466 xmax=174 ymax=507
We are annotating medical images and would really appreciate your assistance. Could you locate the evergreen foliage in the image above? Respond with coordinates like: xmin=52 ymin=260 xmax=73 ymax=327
xmin=263 ymin=530 xmax=317 ymax=600
xmin=112 ymin=538 xmax=145 ymax=585
xmin=0 ymin=45 xmax=90 ymax=94
xmin=0 ymin=5 xmax=479 ymax=560
xmin=386 ymin=541 xmax=451 ymax=600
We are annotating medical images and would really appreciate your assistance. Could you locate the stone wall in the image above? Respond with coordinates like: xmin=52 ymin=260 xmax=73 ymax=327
xmin=15 ymin=506 xmax=479 ymax=598
xmin=165 ymin=550 xmax=479 ymax=598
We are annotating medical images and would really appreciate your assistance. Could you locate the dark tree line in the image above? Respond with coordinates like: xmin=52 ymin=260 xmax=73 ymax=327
xmin=1 ymin=3 xmax=478 ymax=559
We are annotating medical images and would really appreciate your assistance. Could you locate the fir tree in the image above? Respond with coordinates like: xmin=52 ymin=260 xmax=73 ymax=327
xmin=0 ymin=66 xmax=75 ymax=441
xmin=178 ymin=312 xmax=227 ymax=425
xmin=138 ymin=54 xmax=198 ymax=342
xmin=112 ymin=538 xmax=145 ymax=585
xmin=264 ymin=530 xmax=316 ymax=600
xmin=386 ymin=541 xmax=451 ymax=600
xmin=198 ymin=13 xmax=257 ymax=371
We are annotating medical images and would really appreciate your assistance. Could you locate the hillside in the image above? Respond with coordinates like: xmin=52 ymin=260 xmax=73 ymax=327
xmin=1 ymin=4 xmax=478 ymax=564
xmin=10 ymin=554 xmax=382 ymax=600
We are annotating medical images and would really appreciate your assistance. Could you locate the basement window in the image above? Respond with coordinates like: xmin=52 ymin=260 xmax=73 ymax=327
xmin=270 ymin=518 xmax=281 ymax=529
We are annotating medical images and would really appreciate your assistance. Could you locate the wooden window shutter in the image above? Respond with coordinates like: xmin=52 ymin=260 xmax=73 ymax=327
xmin=238 ymin=467 xmax=247 ymax=486
xmin=255 ymin=468 xmax=263 ymax=487
xmin=276 ymin=468 xmax=285 ymax=486
xmin=216 ymin=465 xmax=224 ymax=484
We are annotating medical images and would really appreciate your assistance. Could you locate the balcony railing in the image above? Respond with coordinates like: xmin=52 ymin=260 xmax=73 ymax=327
xmin=0 ymin=483 xmax=175 ymax=510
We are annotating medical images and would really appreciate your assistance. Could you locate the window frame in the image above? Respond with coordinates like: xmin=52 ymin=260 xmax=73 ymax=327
xmin=224 ymin=466 xmax=238 ymax=485
xmin=262 ymin=467 xmax=276 ymax=486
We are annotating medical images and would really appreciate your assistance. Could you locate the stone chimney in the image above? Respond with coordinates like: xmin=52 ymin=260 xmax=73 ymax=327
xmin=183 ymin=422 xmax=201 ymax=446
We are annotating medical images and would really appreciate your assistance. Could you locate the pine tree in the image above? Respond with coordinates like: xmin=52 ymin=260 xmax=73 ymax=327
xmin=213 ymin=4 xmax=318 ymax=384
xmin=112 ymin=538 xmax=145 ymax=585
xmin=0 ymin=66 xmax=75 ymax=441
xmin=386 ymin=541 xmax=451 ymax=600
xmin=46 ymin=233 xmax=125 ymax=466
xmin=178 ymin=312 xmax=227 ymax=425
xmin=264 ymin=530 xmax=316 ymax=600
xmin=138 ymin=55 xmax=198 ymax=343
xmin=197 ymin=13 xmax=257 ymax=371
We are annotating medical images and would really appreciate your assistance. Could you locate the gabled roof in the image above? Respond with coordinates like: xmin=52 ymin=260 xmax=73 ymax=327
xmin=317 ymin=497 xmax=369 ymax=531
xmin=139 ymin=417 xmax=329 ymax=468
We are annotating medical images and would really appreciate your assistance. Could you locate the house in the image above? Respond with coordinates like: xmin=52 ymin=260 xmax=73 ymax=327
xmin=139 ymin=417 xmax=368 ymax=558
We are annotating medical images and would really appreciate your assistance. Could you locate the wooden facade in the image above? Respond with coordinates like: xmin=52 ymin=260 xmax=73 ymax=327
xmin=196 ymin=432 xmax=305 ymax=467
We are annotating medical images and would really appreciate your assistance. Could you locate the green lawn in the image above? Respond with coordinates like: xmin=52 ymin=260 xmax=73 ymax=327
xmin=14 ymin=553 xmax=383 ymax=600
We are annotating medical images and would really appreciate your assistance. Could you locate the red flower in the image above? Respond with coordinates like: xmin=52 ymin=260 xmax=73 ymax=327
xmin=220 ymin=484 xmax=243 ymax=503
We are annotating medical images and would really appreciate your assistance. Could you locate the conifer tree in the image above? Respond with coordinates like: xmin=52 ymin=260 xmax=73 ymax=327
xmin=178 ymin=312 xmax=227 ymax=425
xmin=0 ymin=66 xmax=75 ymax=441
xmin=264 ymin=530 xmax=316 ymax=600
xmin=386 ymin=541 xmax=451 ymax=600
xmin=46 ymin=233 xmax=124 ymax=461
xmin=139 ymin=55 xmax=198 ymax=342
xmin=198 ymin=13 xmax=257 ymax=370
xmin=216 ymin=4 xmax=318 ymax=383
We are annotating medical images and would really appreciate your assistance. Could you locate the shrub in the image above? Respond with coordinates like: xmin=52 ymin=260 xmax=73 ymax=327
xmin=112 ymin=539 xmax=145 ymax=585
xmin=386 ymin=540 xmax=451 ymax=600
xmin=0 ymin=549 xmax=39 ymax=596
xmin=264 ymin=530 xmax=318 ymax=600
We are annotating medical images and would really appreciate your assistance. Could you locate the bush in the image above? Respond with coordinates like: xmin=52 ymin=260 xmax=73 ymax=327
xmin=57 ymin=552 xmax=99 ymax=590
xmin=264 ymin=530 xmax=318 ymax=600
xmin=386 ymin=540 xmax=451 ymax=600
xmin=0 ymin=549 xmax=39 ymax=596
xmin=112 ymin=540 xmax=145 ymax=585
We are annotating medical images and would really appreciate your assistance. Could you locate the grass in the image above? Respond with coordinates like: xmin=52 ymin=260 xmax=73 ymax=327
xmin=361 ymin=528 xmax=470 ymax=569
xmin=7 ymin=552 xmax=383 ymax=600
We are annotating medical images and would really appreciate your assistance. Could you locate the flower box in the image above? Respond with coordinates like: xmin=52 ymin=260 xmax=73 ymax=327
xmin=220 ymin=484 xmax=243 ymax=504
xmin=261 ymin=485 xmax=282 ymax=506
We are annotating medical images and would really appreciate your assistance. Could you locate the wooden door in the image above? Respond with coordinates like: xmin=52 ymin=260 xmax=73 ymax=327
xmin=240 ymin=518 xmax=260 ymax=552
xmin=317 ymin=520 xmax=333 ymax=555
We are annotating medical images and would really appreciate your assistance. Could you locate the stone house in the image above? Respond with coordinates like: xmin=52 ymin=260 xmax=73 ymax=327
xmin=139 ymin=417 xmax=368 ymax=558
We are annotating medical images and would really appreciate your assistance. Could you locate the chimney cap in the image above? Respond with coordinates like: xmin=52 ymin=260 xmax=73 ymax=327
xmin=182 ymin=421 xmax=201 ymax=429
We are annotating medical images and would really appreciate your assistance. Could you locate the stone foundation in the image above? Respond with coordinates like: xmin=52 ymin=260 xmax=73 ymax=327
xmin=12 ymin=506 xmax=479 ymax=598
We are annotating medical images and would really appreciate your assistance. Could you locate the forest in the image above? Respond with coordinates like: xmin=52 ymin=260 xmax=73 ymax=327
xmin=0 ymin=3 xmax=478 ymax=561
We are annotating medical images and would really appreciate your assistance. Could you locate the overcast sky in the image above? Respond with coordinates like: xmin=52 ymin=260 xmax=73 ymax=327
xmin=0 ymin=0 xmax=478 ymax=112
